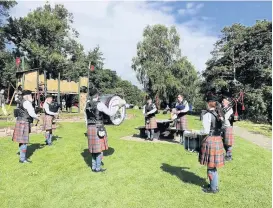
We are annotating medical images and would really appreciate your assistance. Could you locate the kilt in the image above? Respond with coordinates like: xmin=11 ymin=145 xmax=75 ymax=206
xmin=176 ymin=115 xmax=187 ymax=131
xmin=87 ymin=125 xmax=108 ymax=153
xmin=12 ymin=120 xmax=30 ymax=144
xmin=43 ymin=115 xmax=56 ymax=131
xmin=145 ymin=117 xmax=157 ymax=129
xmin=224 ymin=126 xmax=234 ymax=146
xmin=199 ymin=136 xmax=225 ymax=168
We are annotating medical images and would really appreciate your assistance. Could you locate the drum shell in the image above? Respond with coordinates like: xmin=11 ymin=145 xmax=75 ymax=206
xmin=99 ymin=94 xmax=126 ymax=126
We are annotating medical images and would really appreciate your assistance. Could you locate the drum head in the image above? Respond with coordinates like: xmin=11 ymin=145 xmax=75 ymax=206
xmin=102 ymin=95 xmax=126 ymax=126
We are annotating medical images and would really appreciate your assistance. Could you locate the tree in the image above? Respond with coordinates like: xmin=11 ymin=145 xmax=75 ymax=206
xmin=132 ymin=24 xmax=199 ymax=107
xmin=202 ymin=20 xmax=272 ymax=122
xmin=132 ymin=24 xmax=181 ymax=101
xmin=4 ymin=3 xmax=78 ymax=78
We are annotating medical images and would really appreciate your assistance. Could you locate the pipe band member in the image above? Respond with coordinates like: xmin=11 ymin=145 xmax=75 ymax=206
xmin=173 ymin=94 xmax=189 ymax=144
xmin=12 ymin=90 xmax=39 ymax=163
xmin=222 ymin=95 xmax=234 ymax=162
xmin=84 ymin=88 xmax=126 ymax=173
xmin=199 ymin=95 xmax=225 ymax=194
xmin=43 ymin=94 xmax=59 ymax=146
xmin=0 ymin=89 xmax=7 ymax=116
xmin=143 ymin=97 xmax=157 ymax=141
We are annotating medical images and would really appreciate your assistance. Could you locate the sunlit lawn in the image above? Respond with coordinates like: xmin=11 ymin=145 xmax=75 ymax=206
xmin=0 ymin=109 xmax=271 ymax=208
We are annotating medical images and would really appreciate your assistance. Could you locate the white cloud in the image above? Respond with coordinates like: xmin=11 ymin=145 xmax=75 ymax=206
xmin=10 ymin=1 xmax=217 ymax=89
xmin=178 ymin=2 xmax=204 ymax=16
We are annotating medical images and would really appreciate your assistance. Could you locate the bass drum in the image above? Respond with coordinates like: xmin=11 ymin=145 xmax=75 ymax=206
xmin=99 ymin=94 xmax=126 ymax=126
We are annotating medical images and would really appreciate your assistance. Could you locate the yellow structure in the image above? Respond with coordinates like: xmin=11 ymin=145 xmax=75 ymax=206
xmin=17 ymin=70 xmax=88 ymax=94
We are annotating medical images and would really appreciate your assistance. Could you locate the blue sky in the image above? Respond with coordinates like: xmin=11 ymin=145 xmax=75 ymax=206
xmin=8 ymin=1 xmax=273 ymax=87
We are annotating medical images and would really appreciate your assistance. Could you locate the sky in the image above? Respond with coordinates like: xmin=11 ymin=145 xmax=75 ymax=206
xmin=8 ymin=0 xmax=272 ymax=88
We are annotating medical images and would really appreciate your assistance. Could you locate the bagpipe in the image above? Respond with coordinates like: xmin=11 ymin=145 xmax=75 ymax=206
xmin=207 ymin=90 xmax=245 ymax=122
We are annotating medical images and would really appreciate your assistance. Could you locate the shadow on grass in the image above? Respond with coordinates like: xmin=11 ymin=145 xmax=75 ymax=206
xmin=81 ymin=147 xmax=115 ymax=169
xmin=160 ymin=163 xmax=208 ymax=187
xmin=26 ymin=143 xmax=46 ymax=159
xmin=52 ymin=135 xmax=62 ymax=142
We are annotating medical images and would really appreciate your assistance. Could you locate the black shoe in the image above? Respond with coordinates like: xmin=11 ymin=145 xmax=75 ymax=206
xmin=202 ymin=187 xmax=219 ymax=194
xmin=225 ymin=156 xmax=232 ymax=162
xmin=150 ymin=138 xmax=154 ymax=141
xmin=19 ymin=159 xmax=32 ymax=164
xmin=16 ymin=152 xmax=20 ymax=155
xmin=94 ymin=168 xmax=106 ymax=173
xmin=206 ymin=184 xmax=219 ymax=191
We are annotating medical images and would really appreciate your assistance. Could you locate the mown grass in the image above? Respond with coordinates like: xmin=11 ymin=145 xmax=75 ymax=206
xmin=235 ymin=120 xmax=272 ymax=138
xmin=0 ymin=109 xmax=271 ymax=208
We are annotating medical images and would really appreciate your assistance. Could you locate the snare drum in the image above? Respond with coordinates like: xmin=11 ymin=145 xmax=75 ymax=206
xmin=183 ymin=131 xmax=207 ymax=152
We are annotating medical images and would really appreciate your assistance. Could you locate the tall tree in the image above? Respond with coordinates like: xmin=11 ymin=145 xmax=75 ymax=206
xmin=4 ymin=3 xmax=78 ymax=78
xmin=202 ymin=20 xmax=272 ymax=122
xmin=132 ymin=24 xmax=199 ymax=106
xmin=132 ymin=24 xmax=181 ymax=100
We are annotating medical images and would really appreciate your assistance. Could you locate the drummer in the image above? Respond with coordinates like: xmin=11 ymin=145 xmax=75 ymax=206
xmin=222 ymin=95 xmax=234 ymax=162
xmin=143 ymin=97 xmax=157 ymax=141
xmin=84 ymin=87 xmax=126 ymax=172
xmin=172 ymin=94 xmax=189 ymax=144
xmin=199 ymin=95 xmax=225 ymax=194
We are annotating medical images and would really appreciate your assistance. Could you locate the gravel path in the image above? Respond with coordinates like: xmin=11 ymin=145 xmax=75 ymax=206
xmin=233 ymin=125 xmax=272 ymax=150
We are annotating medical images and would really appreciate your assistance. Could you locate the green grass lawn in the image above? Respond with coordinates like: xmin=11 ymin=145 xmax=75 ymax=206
xmin=235 ymin=120 xmax=272 ymax=138
xmin=0 ymin=109 xmax=271 ymax=208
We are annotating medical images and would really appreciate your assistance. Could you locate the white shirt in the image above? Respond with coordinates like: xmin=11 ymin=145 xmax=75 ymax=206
xmin=43 ymin=102 xmax=58 ymax=116
xmin=224 ymin=108 xmax=233 ymax=127
xmin=142 ymin=104 xmax=157 ymax=115
xmin=23 ymin=100 xmax=39 ymax=120
xmin=200 ymin=108 xmax=216 ymax=135
xmin=175 ymin=100 xmax=189 ymax=113
xmin=84 ymin=99 xmax=120 ymax=125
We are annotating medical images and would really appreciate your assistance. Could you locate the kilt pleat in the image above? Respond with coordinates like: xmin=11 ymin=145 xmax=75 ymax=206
xmin=87 ymin=125 xmax=108 ymax=153
xmin=224 ymin=126 xmax=234 ymax=146
xmin=199 ymin=136 xmax=225 ymax=168
xmin=43 ymin=115 xmax=56 ymax=131
xmin=145 ymin=117 xmax=157 ymax=129
xmin=176 ymin=115 xmax=187 ymax=130
xmin=12 ymin=120 xmax=30 ymax=144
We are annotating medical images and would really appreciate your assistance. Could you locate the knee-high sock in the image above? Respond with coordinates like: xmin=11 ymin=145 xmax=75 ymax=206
xmin=91 ymin=153 xmax=96 ymax=170
xmin=146 ymin=130 xmax=151 ymax=139
xmin=207 ymin=168 xmax=218 ymax=191
xmin=45 ymin=131 xmax=51 ymax=144
xmin=19 ymin=144 xmax=27 ymax=161
xmin=95 ymin=153 xmax=102 ymax=171
xmin=227 ymin=146 xmax=232 ymax=157
xmin=150 ymin=129 xmax=154 ymax=139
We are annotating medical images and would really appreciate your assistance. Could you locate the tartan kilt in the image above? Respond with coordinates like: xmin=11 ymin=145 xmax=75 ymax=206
xmin=43 ymin=115 xmax=56 ymax=131
xmin=224 ymin=126 xmax=234 ymax=146
xmin=87 ymin=125 xmax=108 ymax=153
xmin=12 ymin=120 xmax=30 ymax=144
xmin=176 ymin=115 xmax=187 ymax=131
xmin=199 ymin=136 xmax=225 ymax=168
xmin=145 ymin=117 xmax=157 ymax=129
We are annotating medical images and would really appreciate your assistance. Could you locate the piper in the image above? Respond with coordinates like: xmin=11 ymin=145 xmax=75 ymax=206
xmin=12 ymin=90 xmax=40 ymax=163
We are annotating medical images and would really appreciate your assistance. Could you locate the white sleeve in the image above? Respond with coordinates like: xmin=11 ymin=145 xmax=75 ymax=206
xmin=97 ymin=102 xmax=119 ymax=117
xmin=43 ymin=102 xmax=57 ymax=116
xmin=142 ymin=105 xmax=146 ymax=115
xmin=200 ymin=113 xmax=211 ymax=134
xmin=84 ymin=101 xmax=89 ymax=125
xmin=23 ymin=101 xmax=39 ymax=120
xmin=181 ymin=101 xmax=189 ymax=113
xmin=147 ymin=104 xmax=157 ymax=114
xmin=225 ymin=108 xmax=233 ymax=121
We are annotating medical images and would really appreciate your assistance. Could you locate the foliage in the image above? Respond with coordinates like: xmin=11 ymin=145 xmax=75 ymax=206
xmin=202 ymin=20 xmax=272 ymax=122
xmin=132 ymin=24 xmax=199 ymax=106
xmin=4 ymin=3 xmax=78 ymax=78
